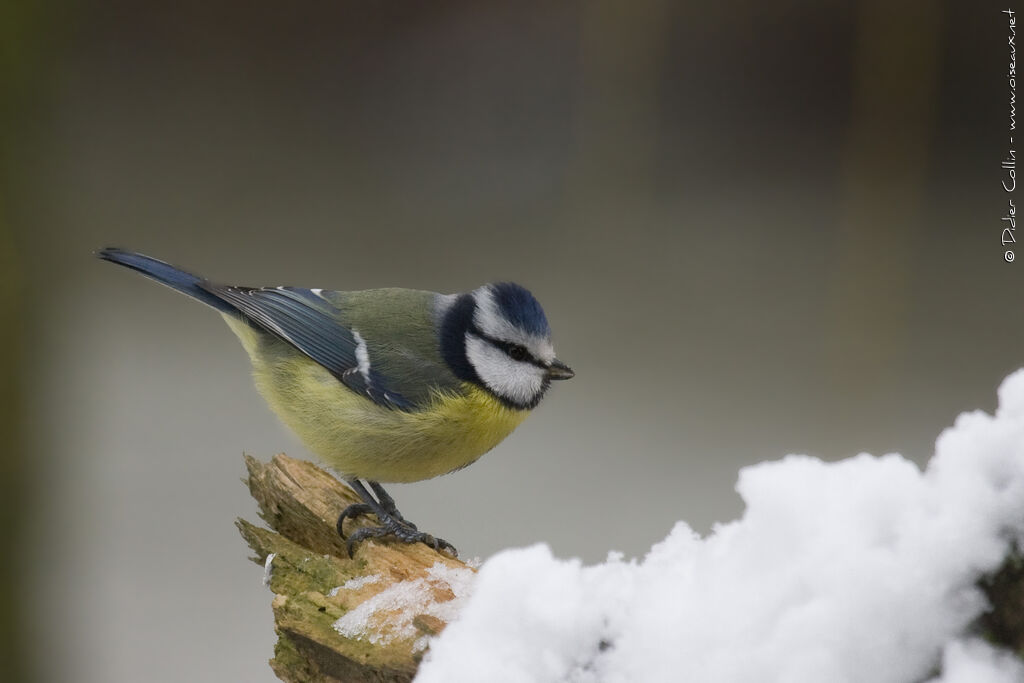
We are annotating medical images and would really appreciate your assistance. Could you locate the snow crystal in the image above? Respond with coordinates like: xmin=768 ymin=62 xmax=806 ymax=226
xmin=262 ymin=553 xmax=276 ymax=588
xmin=329 ymin=573 xmax=383 ymax=596
xmin=415 ymin=370 xmax=1024 ymax=683
xmin=334 ymin=562 xmax=474 ymax=650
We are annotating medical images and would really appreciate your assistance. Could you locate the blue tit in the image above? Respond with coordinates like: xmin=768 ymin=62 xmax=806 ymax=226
xmin=98 ymin=248 xmax=573 ymax=556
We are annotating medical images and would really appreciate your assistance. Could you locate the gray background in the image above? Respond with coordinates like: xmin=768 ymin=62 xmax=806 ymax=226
xmin=3 ymin=1 xmax=1019 ymax=681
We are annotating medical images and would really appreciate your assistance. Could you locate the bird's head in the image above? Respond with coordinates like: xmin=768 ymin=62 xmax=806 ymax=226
xmin=440 ymin=282 xmax=573 ymax=410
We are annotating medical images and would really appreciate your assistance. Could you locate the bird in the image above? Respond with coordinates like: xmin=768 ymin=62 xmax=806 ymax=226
xmin=98 ymin=248 xmax=574 ymax=556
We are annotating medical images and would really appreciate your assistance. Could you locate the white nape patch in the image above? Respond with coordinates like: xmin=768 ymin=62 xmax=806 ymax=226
xmin=262 ymin=553 xmax=276 ymax=587
xmin=465 ymin=333 xmax=544 ymax=406
xmin=352 ymin=329 xmax=371 ymax=382
xmin=473 ymin=287 xmax=556 ymax=364
xmin=433 ymin=293 xmax=459 ymax=318
xmin=311 ymin=288 xmax=324 ymax=295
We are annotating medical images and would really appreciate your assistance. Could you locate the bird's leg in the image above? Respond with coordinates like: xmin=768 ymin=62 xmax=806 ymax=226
xmin=334 ymin=481 xmax=415 ymax=534
xmin=368 ymin=482 xmax=416 ymax=529
xmin=338 ymin=479 xmax=457 ymax=558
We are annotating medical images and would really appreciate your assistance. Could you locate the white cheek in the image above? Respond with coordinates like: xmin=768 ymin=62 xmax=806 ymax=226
xmin=465 ymin=335 xmax=544 ymax=405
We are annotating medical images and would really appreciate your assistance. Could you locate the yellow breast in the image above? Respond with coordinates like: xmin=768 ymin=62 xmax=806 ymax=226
xmin=225 ymin=316 xmax=530 ymax=482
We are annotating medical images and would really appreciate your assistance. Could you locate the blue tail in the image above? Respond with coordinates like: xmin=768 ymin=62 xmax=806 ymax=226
xmin=98 ymin=248 xmax=235 ymax=313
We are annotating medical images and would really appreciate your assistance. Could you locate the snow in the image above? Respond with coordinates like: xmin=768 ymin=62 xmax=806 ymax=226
xmin=930 ymin=640 xmax=1024 ymax=683
xmin=334 ymin=562 xmax=475 ymax=651
xmin=414 ymin=370 xmax=1024 ymax=683
xmin=262 ymin=553 xmax=276 ymax=588
xmin=330 ymin=573 xmax=382 ymax=596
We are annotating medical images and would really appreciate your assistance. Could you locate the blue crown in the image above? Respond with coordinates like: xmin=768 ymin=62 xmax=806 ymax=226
xmin=490 ymin=282 xmax=551 ymax=337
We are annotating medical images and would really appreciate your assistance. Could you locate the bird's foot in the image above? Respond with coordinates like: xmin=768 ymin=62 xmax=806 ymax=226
xmin=368 ymin=483 xmax=418 ymax=529
xmin=336 ymin=503 xmax=373 ymax=537
xmin=335 ymin=502 xmax=417 ymax=537
xmin=344 ymin=515 xmax=457 ymax=558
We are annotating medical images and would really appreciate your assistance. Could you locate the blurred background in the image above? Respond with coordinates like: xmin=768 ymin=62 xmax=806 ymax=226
xmin=1 ymin=0 xmax=1017 ymax=680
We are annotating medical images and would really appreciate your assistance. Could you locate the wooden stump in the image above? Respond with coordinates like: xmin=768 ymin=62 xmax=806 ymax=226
xmin=238 ymin=454 xmax=473 ymax=683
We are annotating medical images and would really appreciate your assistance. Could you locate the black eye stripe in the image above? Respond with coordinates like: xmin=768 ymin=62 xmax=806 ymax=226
xmin=469 ymin=327 xmax=547 ymax=369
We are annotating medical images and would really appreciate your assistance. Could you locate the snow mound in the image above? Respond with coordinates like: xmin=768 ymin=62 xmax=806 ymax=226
xmin=416 ymin=370 xmax=1024 ymax=683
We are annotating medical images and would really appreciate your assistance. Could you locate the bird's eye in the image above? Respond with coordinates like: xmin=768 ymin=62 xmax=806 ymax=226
xmin=508 ymin=345 xmax=528 ymax=362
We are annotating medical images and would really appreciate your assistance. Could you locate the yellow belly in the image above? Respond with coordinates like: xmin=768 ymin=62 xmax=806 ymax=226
xmin=225 ymin=316 xmax=529 ymax=482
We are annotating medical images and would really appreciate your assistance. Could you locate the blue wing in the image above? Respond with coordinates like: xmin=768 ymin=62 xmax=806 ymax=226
xmin=201 ymin=285 xmax=416 ymax=411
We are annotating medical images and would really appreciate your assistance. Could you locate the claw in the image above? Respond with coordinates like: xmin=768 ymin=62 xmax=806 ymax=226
xmin=336 ymin=501 xmax=418 ymax=538
xmin=344 ymin=517 xmax=458 ymax=558
xmin=428 ymin=536 xmax=458 ymax=557
xmin=346 ymin=525 xmax=392 ymax=557
xmin=336 ymin=503 xmax=374 ymax=538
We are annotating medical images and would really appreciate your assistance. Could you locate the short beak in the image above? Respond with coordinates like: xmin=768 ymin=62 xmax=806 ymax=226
xmin=546 ymin=359 xmax=575 ymax=380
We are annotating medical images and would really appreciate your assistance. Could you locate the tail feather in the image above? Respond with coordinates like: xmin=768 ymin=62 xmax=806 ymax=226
xmin=97 ymin=248 xmax=235 ymax=313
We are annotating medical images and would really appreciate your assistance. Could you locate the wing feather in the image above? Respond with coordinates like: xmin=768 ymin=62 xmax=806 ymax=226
xmin=202 ymin=284 xmax=416 ymax=411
